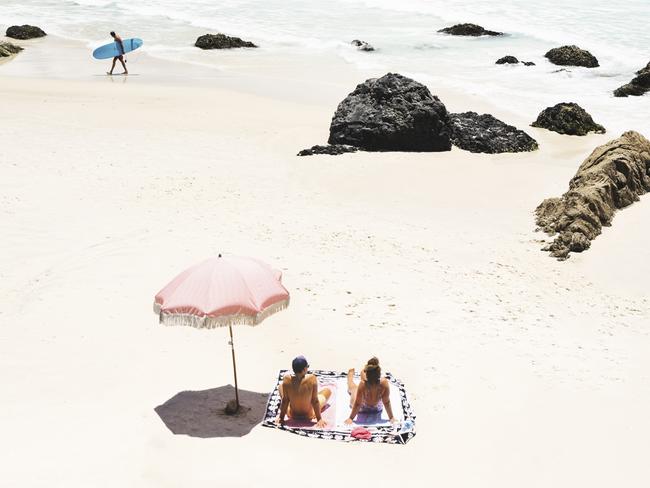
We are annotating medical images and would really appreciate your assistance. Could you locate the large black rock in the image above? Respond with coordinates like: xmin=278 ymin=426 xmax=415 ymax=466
xmin=328 ymin=73 xmax=452 ymax=152
xmin=450 ymin=112 xmax=538 ymax=153
xmin=544 ymin=45 xmax=599 ymax=68
xmin=195 ymin=34 xmax=257 ymax=49
xmin=438 ymin=23 xmax=503 ymax=36
xmin=531 ymin=103 xmax=605 ymax=136
xmin=0 ymin=42 xmax=23 ymax=57
xmin=6 ymin=25 xmax=46 ymax=40
xmin=614 ymin=62 xmax=650 ymax=97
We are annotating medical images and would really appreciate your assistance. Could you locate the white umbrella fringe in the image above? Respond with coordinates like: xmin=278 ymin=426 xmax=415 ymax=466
xmin=153 ymin=297 xmax=290 ymax=329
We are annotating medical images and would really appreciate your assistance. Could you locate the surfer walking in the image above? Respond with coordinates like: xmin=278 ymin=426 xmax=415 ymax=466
xmin=108 ymin=31 xmax=128 ymax=75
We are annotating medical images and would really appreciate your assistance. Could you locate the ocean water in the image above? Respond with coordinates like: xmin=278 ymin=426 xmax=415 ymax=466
xmin=3 ymin=0 xmax=650 ymax=133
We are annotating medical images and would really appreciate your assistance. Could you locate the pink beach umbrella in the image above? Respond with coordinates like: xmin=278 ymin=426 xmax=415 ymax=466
xmin=154 ymin=254 xmax=289 ymax=411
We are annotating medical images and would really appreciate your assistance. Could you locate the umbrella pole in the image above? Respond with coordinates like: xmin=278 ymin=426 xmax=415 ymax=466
xmin=228 ymin=324 xmax=240 ymax=410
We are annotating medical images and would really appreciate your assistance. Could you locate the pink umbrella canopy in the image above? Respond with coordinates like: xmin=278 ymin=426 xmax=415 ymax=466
xmin=154 ymin=255 xmax=289 ymax=328
xmin=153 ymin=255 xmax=289 ymax=411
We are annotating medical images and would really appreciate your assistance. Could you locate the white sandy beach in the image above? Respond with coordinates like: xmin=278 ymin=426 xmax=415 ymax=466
xmin=1 ymin=34 xmax=649 ymax=488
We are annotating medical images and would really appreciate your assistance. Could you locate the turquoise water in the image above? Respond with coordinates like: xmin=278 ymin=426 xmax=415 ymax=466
xmin=3 ymin=0 xmax=650 ymax=133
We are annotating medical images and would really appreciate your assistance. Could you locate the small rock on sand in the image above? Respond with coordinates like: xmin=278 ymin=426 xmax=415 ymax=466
xmin=297 ymin=144 xmax=358 ymax=156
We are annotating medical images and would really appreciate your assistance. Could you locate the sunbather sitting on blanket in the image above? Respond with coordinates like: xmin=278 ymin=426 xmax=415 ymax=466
xmin=345 ymin=357 xmax=397 ymax=425
xmin=277 ymin=355 xmax=331 ymax=428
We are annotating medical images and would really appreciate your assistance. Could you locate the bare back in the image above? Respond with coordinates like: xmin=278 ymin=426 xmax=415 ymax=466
xmin=359 ymin=377 xmax=390 ymax=406
xmin=282 ymin=373 xmax=318 ymax=418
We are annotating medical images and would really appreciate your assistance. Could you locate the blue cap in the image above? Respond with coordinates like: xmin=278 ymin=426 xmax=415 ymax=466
xmin=292 ymin=355 xmax=309 ymax=373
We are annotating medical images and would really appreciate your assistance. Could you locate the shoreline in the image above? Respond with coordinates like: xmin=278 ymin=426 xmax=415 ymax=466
xmin=0 ymin=33 xmax=365 ymax=107
xmin=3 ymin=32 xmax=647 ymax=135
xmin=1 ymin=33 xmax=624 ymax=137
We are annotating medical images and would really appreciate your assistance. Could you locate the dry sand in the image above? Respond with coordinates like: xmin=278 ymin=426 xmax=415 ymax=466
xmin=1 ymin=36 xmax=649 ymax=487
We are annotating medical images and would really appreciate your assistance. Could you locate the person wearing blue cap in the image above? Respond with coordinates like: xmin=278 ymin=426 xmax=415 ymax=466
xmin=277 ymin=355 xmax=331 ymax=428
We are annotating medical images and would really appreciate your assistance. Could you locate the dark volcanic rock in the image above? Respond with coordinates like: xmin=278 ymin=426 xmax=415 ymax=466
xmin=633 ymin=72 xmax=650 ymax=87
xmin=438 ymin=23 xmax=503 ymax=36
xmin=614 ymin=82 xmax=649 ymax=97
xmin=531 ymin=103 xmax=605 ymax=136
xmin=495 ymin=56 xmax=535 ymax=66
xmin=328 ymin=73 xmax=452 ymax=152
xmin=195 ymin=34 xmax=257 ymax=49
xmin=614 ymin=62 xmax=650 ymax=97
xmin=544 ymin=45 xmax=599 ymax=68
xmin=0 ymin=42 xmax=23 ymax=57
xmin=297 ymin=144 xmax=358 ymax=156
xmin=450 ymin=112 xmax=538 ymax=153
xmin=496 ymin=55 xmax=519 ymax=64
xmin=6 ymin=25 xmax=46 ymax=40
xmin=351 ymin=39 xmax=374 ymax=51
xmin=535 ymin=131 xmax=650 ymax=259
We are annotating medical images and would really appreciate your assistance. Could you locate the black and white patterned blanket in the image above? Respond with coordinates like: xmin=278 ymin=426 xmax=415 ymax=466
xmin=262 ymin=369 xmax=416 ymax=444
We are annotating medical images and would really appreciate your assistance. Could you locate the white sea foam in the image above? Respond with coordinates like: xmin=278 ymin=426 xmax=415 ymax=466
xmin=3 ymin=0 xmax=649 ymax=134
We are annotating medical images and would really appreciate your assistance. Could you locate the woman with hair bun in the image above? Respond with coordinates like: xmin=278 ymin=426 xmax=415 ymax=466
xmin=344 ymin=357 xmax=397 ymax=425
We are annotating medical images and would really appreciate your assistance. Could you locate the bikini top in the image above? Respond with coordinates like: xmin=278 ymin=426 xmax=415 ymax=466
xmin=360 ymin=382 xmax=384 ymax=409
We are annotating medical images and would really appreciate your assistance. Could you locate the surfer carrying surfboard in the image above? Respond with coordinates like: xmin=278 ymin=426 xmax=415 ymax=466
xmin=108 ymin=31 xmax=128 ymax=75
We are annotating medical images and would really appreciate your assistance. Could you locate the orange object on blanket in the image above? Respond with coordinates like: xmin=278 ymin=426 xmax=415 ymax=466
xmin=351 ymin=427 xmax=372 ymax=440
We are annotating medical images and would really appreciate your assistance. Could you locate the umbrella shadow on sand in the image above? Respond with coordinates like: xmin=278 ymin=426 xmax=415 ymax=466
xmin=155 ymin=385 xmax=269 ymax=438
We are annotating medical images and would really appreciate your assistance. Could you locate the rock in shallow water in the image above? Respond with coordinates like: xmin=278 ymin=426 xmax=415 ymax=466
xmin=614 ymin=82 xmax=649 ymax=97
xmin=351 ymin=40 xmax=374 ymax=51
xmin=535 ymin=131 xmax=650 ymax=259
xmin=195 ymin=34 xmax=257 ymax=49
xmin=637 ymin=62 xmax=650 ymax=74
xmin=450 ymin=112 xmax=538 ymax=153
xmin=438 ymin=23 xmax=503 ymax=36
xmin=495 ymin=56 xmax=536 ymax=66
xmin=297 ymin=145 xmax=358 ymax=156
xmin=0 ymin=42 xmax=23 ymax=57
xmin=531 ymin=102 xmax=605 ymax=136
xmin=613 ymin=62 xmax=650 ymax=97
xmin=6 ymin=25 xmax=46 ymax=40
xmin=544 ymin=45 xmax=599 ymax=68
xmin=496 ymin=55 xmax=519 ymax=64
xmin=328 ymin=73 xmax=452 ymax=152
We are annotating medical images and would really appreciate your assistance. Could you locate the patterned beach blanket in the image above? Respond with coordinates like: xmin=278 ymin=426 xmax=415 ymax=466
xmin=262 ymin=369 xmax=416 ymax=444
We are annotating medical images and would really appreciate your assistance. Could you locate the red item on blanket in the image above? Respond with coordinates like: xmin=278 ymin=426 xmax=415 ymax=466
xmin=351 ymin=427 xmax=372 ymax=440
